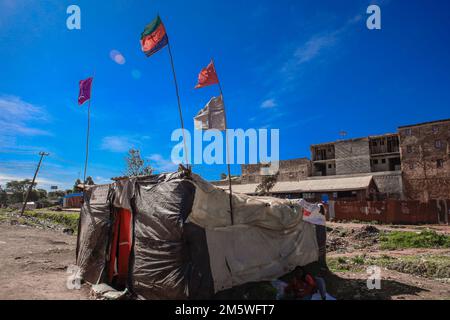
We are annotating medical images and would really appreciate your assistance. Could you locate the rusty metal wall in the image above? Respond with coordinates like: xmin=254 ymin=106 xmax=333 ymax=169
xmin=333 ymin=200 xmax=447 ymax=224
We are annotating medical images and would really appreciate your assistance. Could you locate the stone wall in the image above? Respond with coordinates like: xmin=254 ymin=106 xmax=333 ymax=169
xmin=241 ymin=158 xmax=311 ymax=184
xmin=399 ymin=119 xmax=450 ymax=200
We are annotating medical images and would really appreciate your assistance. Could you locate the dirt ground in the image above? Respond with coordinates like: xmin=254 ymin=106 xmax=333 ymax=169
xmin=0 ymin=224 xmax=89 ymax=300
xmin=324 ymin=222 xmax=450 ymax=300
xmin=0 ymin=215 xmax=449 ymax=300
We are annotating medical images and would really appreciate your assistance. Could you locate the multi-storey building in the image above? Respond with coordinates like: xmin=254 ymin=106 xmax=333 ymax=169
xmin=309 ymin=134 xmax=403 ymax=198
xmin=399 ymin=119 xmax=450 ymax=202
xmin=310 ymin=134 xmax=400 ymax=177
xmin=215 ymin=118 xmax=449 ymax=203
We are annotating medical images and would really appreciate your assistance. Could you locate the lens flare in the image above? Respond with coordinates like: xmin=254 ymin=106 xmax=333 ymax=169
xmin=131 ymin=69 xmax=141 ymax=79
xmin=109 ymin=49 xmax=126 ymax=65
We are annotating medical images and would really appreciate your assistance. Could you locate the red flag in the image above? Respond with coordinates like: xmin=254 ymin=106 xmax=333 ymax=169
xmin=195 ymin=60 xmax=219 ymax=89
xmin=78 ymin=77 xmax=93 ymax=105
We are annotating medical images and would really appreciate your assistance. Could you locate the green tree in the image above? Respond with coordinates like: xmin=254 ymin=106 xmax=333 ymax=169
xmin=28 ymin=189 xmax=41 ymax=202
xmin=5 ymin=180 xmax=35 ymax=204
xmin=255 ymin=172 xmax=279 ymax=196
xmin=73 ymin=179 xmax=82 ymax=192
xmin=0 ymin=186 xmax=8 ymax=207
xmin=48 ymin=190 xmax=65 ymax=200
xmin=85 ymin=176 xmax=95 ymax=185
xmin=37 ymin=189 xmax=47 ymax=199
xmin=124 ymin=149 xmax=153 ymax=177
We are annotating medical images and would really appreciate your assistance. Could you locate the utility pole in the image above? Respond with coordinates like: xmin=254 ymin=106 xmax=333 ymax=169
xmin=20 ymin=152 xmax=49 ymax=216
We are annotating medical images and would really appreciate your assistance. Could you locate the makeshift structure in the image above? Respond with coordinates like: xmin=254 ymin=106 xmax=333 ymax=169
xmin=63 ymin=193 xmax=84 ymax=208
xmin=75 ymin=170 xmax=323 ymax=299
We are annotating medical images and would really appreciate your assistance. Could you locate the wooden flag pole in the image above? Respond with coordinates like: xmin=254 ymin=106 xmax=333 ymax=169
xmin=212 ymin=58 xmax=234 ymax=225
xmin=167 ymin=42 xmax=190 ymax=169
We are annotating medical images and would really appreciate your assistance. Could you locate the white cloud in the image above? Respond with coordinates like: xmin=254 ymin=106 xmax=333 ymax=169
xmin=0 ymin=172 xmax=63 ymax=189
xmin=148 ymin=154 xmax=178 ymax=173
xmin=100 ymin=134 xmax=151 ymax=153
xmin=0 ymin=95 xmax=51 ymax=136
xmin=94 ymin=176 xmax=112 ymax=185
xmin=260 ymin=99 xmax=277 ymax=109
xmin=281 ymin=14 xmax=362 ymax=78
xmin=100 ymin=136 xmax=140 ymax=153
xmin=294 ymin=34 xmax=337 ymax=65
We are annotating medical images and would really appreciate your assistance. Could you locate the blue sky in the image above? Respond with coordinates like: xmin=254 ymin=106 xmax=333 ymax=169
xmin=1 ymin=0 xmax=449 ymax=190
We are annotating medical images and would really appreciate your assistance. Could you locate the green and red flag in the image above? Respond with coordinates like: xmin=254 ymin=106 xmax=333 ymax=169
xmin=140 ymin=15 xmax=169 ymax=57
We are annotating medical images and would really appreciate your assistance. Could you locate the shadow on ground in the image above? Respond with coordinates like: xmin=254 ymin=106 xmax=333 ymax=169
xmin=324 ymin=272 xmax=427 ymax=300
xmin=212 ymin=264 xmax=428 ymax=300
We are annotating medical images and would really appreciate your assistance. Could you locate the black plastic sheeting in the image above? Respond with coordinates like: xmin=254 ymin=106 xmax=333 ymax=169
xmin=129 ymin=173 xmax=215 ymax=299
xmin=76 ymin=185 xmax=112 ymax=284
xmin=78 ymin=172 xmax=322 ymax=300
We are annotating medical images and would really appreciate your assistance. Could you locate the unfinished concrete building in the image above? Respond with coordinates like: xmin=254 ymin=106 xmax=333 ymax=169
xmin=310 ymin=143 xmax=336 ymax=177
xmin=399 ymin=119 xmax=450 ymax=204
xmin=335 ymin=138 xmax=371 ymax=175
xmin=369 ymin=134 xmax=401 ymax=172
xmin=311 ymin=134 xmax=401 ymax=176
xmin=310 ymin=134 xmax=403 ymax=198
xmin=212 ymin=119 xmax=449 ymax=206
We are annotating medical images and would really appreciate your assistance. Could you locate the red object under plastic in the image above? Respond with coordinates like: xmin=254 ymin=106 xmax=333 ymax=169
xmin=108 ymin=208 xmax=132 ymax=287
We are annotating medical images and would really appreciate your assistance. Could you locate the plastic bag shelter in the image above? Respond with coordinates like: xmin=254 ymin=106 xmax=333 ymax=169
xmin=76 ymin=170 xmax=321 ymax=299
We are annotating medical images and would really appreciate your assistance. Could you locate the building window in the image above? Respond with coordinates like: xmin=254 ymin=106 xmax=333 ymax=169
xmin=373 ymin=159 xmax=378 ymax=165
xmin=382 ymin=159 xmax=386 ymax=164
xmin=432 ymin=125 xmax=439 ymax=134
xmin=328 ymin=164 xmax=332 ymax=169
xmin=407 ymin=146 xmax=413 ymax=153
xmin=437 ymin=159 xmax=444 ymax=168
xmin=405 ymin=128 xmax=412 ymax=136
xmin=435 ymin=140 xmax=442 ymax=149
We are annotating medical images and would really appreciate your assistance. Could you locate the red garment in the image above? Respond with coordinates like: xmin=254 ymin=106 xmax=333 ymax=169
xmin=285 ymin=274 xmax=317 ymax=299
xmin=108 ymin=208 xmax=132 ymax=287
xmin=195 ymin=60 xmax=219 ymax=89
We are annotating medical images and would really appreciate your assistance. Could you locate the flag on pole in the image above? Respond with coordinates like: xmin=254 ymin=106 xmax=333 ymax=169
xmin=195 ymin=60 xmax=219 ymax=89
xmin=140 ymin=15 xmax=169 ymax=57
xmin=78 ymin=77 xmax=93 ymax=106
xmin=194 ymin=96 xmax=226 ymax=131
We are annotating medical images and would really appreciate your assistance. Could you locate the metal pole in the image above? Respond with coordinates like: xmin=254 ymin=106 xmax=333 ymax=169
xmin=167 ymin=42 xmax=190 ymax=169
xmin=212 ymin=58 xmax=234 ymax=225
xmin=83 ymin=99 xmax=91 ymax=187
xmin=82 ymin=76 xmax=94 ymax=188
xmin=20 ymin=152 xmax=49 ymax=215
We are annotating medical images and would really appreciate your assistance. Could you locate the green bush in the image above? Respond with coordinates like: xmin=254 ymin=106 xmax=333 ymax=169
xmin=380 ymin=230 xmax=450 ymax=250
xmin=22 ymin=210 xmax=79 ymax=231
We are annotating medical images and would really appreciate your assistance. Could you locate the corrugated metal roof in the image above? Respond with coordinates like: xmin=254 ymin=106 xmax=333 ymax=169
xmin=219 ymin=175 xmax=374 ymax=194
xmin=64 ymin=193 xmax=83 ymax=199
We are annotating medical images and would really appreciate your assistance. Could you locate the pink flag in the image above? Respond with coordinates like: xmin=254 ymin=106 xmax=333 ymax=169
xmin=78 ymin=77 xmax=93 ymax=105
